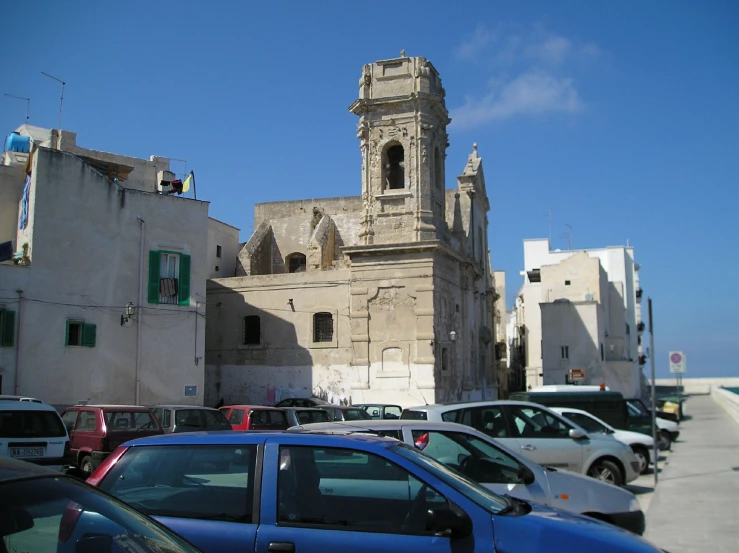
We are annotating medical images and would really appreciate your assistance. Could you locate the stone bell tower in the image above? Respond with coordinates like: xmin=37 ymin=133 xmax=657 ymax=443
xmin=349 ymin=54 xmax=450 ymax=245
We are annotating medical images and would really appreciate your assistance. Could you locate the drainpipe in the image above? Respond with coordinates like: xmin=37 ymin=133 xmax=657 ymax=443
xmin=136 ymin=217 xmax=145 ymax=405
xmin=13 ymin=290 xmax=24 ymax=395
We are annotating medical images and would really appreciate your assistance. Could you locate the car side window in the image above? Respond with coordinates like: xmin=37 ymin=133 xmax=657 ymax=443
xmin=61 ymin=410 xmax=79 ymax=432
xmin=163 ymin=409 xmax=171 ymax=428
xmin=466 ymin=407 xmax=507 ymax=438
xmin=99 ymin=445 xmax=257 ymax=523
xmin=277 ymin=445 xmax=447 ymax=535
xmin=508 ymin=406 xmax=571 ymax=439
xmin=384 ymin=406 xmax=402 ymax=419
xmin=440 ymin=409 xmax=462 ymax=423
xmin=77 ymin=411 xmax=97 ymax=431
xmin=229 ymin=409 xmax=245 ymax=425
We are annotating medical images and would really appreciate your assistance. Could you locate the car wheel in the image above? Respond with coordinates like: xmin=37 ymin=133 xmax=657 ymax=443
xmin=631 ymin=446 xmax=649 ymax=474
xmin=80 ymin=456 xmax=94 ymax=476
xmin=658 ymin=430 xmax=672 ymax=451
xmin=587 ymin=459 xmax=624 ymax=486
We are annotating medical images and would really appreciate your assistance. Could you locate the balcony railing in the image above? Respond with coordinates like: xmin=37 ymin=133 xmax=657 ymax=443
xmin=637 ymin=322 xmax=646 ymax=332
xmin=636 ymin=288 xmax=643 ymax=300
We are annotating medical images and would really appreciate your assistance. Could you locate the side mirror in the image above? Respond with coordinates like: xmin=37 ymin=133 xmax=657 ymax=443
xmin=569 ymin=428 xmax=586 ymax=440
xmin=518 ymin=465 xmax=536 ymax=485
xmin=426 ymin=504 xmax=473 ymax=539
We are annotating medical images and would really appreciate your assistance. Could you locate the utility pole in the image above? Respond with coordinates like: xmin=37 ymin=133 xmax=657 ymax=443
xmin=648 ymin=297 xmax=658 ymax=486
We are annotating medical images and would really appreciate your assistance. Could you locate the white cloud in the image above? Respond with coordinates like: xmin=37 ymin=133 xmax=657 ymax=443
xmin=455 ymin=23 xmax=600 ymax=66
xmin=451 ymin=70 xmax=584 ymax=129
xmin=455 ymin=25 xmax=498 ymax=59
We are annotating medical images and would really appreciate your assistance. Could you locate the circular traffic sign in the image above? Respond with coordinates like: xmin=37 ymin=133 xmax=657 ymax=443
xmin=670 ymin=352 xmax=683 ymax=364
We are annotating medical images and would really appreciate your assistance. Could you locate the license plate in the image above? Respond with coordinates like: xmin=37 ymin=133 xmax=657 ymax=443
xmin=10 ymin=447 xmax=45 ymax=458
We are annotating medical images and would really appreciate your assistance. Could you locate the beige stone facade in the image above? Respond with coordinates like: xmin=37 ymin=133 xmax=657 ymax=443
xmin=205 ymin=55 xmax=497 ymax=408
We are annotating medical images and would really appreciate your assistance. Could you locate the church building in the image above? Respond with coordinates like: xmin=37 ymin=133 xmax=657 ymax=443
xmin=205 ymin=54 xmax=500 ymax=407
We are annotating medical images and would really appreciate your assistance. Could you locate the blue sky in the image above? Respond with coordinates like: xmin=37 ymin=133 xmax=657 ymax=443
xmin=2 ymin=1 xmax=737 ymax=379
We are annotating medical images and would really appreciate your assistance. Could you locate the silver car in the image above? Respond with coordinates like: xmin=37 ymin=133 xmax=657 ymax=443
xmin=401 ymin=400 xmax=640 ymax=486
xmin=292 ymin=419 xmax=645 ymax=535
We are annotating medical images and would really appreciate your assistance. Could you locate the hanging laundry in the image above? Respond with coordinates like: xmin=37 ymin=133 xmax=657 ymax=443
xmin=159 ymin=278 xmax=178 ymax=298
xmin=19 ymin=175 xmax=31 ymax=230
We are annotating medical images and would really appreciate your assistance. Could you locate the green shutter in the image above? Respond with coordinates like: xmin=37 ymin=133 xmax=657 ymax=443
xmin=65 ymin=320 xmax=71 ymax=346
xmin=82 ymin=324 xmax=97 ymax=348
xmin=178 ymin=254 xmax=191 ymax=306
xmin=1 ymin=310 xmax=15 ymax=347
xmin=148 ymin=250 xmax=161 ymax=304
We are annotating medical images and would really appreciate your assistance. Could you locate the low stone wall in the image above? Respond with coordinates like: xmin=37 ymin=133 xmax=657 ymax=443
xmin=711 ymin=387 xmax=739 ymax=427
xmin=654 ymin=377 xmax=739 ymax=395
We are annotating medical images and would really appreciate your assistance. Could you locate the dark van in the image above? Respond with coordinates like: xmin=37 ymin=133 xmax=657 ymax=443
xmin=509 ymin=390 xmax=630 ymax=429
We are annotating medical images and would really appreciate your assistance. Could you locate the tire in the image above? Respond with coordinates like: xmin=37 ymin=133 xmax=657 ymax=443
xmin=587 ymin=458 xmax=624 ymax=486
xmin=80 ymin=455 xmax=94 ymax=476
xmin=631 ymin=446 xmax=649 ymax=475
xmin=658 ymin=430 xmax=672 ymax=451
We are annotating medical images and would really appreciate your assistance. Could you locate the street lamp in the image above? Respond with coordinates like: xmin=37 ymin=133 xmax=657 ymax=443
xmin=449 ymin=330 xmax=457 ymax=343
xmin=121 ymin=302 xmax=136 ymax=326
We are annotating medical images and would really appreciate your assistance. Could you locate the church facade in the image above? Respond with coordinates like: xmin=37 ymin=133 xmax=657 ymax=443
xmin=205 ymin=54 xmax=500 ymax=408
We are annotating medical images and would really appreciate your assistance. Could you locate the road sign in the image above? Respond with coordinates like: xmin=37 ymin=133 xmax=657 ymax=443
xmin=569 ymin=369 xmax=585 ymax=382
xmin=669 ymin=351 xmax=687 ymax=374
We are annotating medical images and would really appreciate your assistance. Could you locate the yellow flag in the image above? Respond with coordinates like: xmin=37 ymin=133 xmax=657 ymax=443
xmin=182 ymin=172 xmax=192 ymax=193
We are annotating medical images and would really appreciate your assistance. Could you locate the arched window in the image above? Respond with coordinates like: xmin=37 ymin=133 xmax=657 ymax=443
xmin=286 ymin=253 xmax=306 ymax=273
xmin=383 ymin=144 xmax=405 ymax=190
xmin=313 ymin=312 xmax=333 ymax=343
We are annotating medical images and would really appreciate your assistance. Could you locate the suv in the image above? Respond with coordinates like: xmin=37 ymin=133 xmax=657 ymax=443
xmin=0 ymin=399 xmax=69 ymax=471
xmin=219 ymin=405 xmax=289 ymax=430
xmin=61 ymin=405 xmax=163 ymax=475
xmin=151 ymin=405 xmax=232 ymax=433
xmin=401 ymin=400 xmax=640 ymax=486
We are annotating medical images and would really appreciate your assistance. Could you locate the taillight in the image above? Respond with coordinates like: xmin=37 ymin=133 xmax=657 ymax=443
xmin=414 ymin=432 xmax=430 ymax=451
xmin=58 ymin=502 xmax=83 ymax=543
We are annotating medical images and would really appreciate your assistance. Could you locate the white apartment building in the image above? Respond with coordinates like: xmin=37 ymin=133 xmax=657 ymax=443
xmin=0 ymin=125 xmax=239 ymax=407
xmin=514 ymin=239 xmax=644 ymax=398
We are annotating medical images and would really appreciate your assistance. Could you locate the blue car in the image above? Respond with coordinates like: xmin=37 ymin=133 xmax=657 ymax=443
xmin=89 ymin=431 xmax=663 ymax=553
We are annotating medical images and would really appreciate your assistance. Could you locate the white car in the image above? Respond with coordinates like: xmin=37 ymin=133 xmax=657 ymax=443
xmin=551 ymin=407 xmax=656 ymax=474
xmin=292 ymin=419 xmax=646 ymax=535
xmin=0 ymin=399 xmax=69 ymax=471
xmin=401 ymin=400 xmax=641 ymax=486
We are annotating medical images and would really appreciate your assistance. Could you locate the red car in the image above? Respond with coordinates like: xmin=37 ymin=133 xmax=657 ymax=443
xmin=219 ymin=405 xmax=289 ymax=430
xmin=60 ymin=404 xmax=163 ymax=475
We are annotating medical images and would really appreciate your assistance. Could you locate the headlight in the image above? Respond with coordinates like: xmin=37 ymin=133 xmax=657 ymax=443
xmin=628 ymin=497 xmax=641 ymax=512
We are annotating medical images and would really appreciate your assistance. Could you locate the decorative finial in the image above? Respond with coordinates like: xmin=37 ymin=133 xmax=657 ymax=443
xmin=473 ymin=142 xmax=478 ymax=154
xmin=400 ymin=49 xmax=406 ymax=57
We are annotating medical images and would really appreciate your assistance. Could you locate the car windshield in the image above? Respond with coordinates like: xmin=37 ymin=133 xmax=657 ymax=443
xmin=627 ymin=400 xmax=648 ymax=416
xmin=400 ymin=410 xmax=428 ymax=420
xmin=392 ymin=442 xmax=509 ymax=514
xmin=104 ymin=411 xmax=158 ymax=431
xmin=0 ymin=475 xmax=201 ymax=553
xmin=0 ymin=410 xmax=67 ymax=438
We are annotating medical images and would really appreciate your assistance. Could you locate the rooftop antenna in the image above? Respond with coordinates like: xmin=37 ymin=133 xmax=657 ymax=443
xmin=169 ymin=157 xmax=188 ymax=180
xmin=4 ymin=93 xmax=31 ymax=123
xmin=40 ymin=71 xmax=66 ymax=133
xmin=560 ymin=223 xmax=573 ymax=250
xmin=547 ymin=208 xmax=553 ymax=243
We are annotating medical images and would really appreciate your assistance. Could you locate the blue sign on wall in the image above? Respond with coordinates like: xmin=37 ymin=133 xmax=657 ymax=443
xmin=184 ymin=386 xmax=197 ymax=397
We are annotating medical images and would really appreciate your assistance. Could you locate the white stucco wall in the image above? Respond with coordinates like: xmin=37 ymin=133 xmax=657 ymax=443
xmin=0 ymin=148 xmax=210 ymax=405
xmin=207 ymin=218 xmax=240 ymax=279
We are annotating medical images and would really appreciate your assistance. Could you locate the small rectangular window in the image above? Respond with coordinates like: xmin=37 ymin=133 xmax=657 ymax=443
xmin=243 ymin=315 xmax=261 ymax=345
xmin=215 ymin=265 xmax=220 ymax=272
xmin=565 ymin=280 xmax=571 ymax=286
xmin=313 ymin=312 xmax=333 ymax=343
xmin=66 ymin=321 xmax=96 ymax=348
xmin=560 ymin=346 xmax=569 ymax=359
xmin=441 ymin=348 xmax=448 ymax=371
xmin=600 ymin=343 xmax=604 ymax=361
xmin=0 ymin=309 xmax=16 ymax=347
xmin=216 ymin=245 xmax=222 ymax=258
